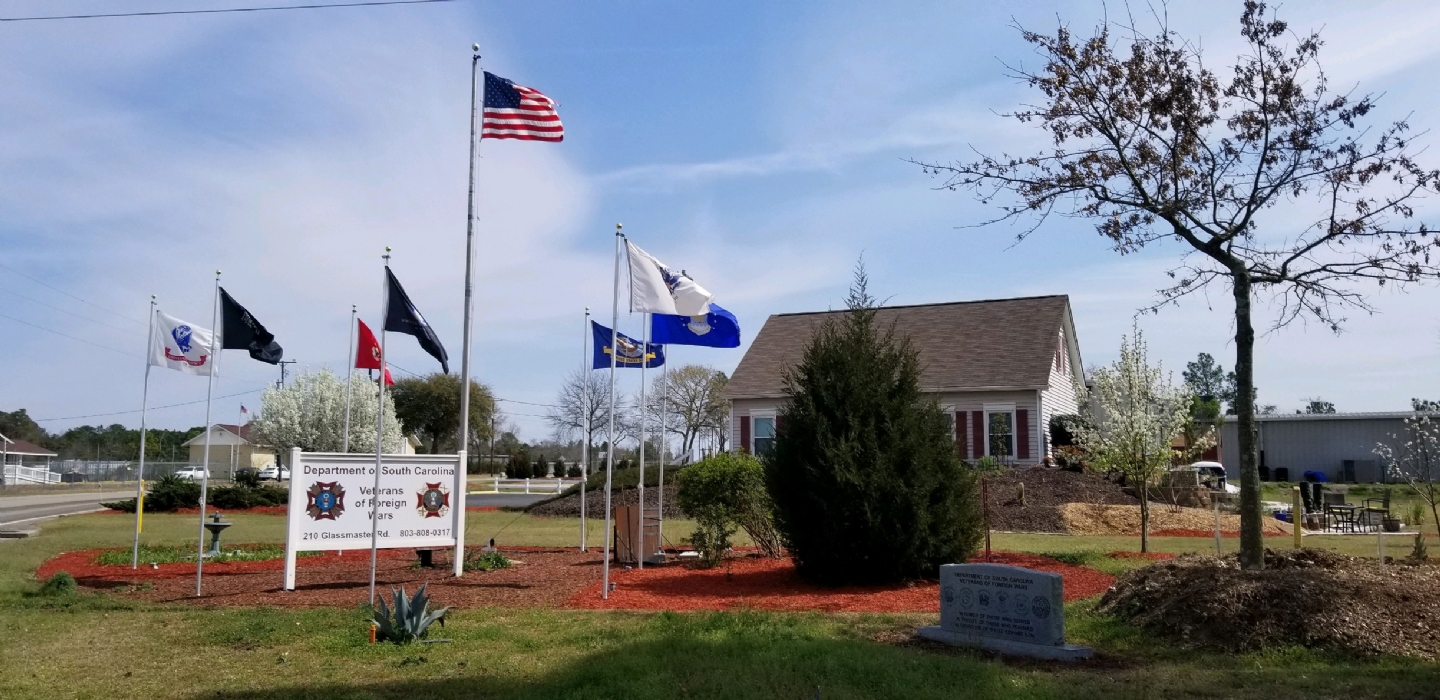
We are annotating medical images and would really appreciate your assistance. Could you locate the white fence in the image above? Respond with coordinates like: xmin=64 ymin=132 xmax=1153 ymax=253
xmin=472 ymin=477 xmax=585 ymax=494
xmin=3 ymin=465 xmax=62 ymax=484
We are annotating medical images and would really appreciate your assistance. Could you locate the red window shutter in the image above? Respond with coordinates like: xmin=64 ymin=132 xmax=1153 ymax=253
xmin=775 ymin=415 xmax=783 ymax=432
xmin=1017 ymin=408 xmax=1031 ymax=460
xmin=972 ymin=411 xmax=985 ymax=459
xmin=739 ymin=416 xmax=751 ymax=454
xmin=954 ymin=411 xmax=967 ymax=458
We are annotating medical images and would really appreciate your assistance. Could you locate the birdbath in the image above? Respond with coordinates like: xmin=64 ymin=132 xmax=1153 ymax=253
xmin=203 ymin=513 xmax=232 ymax=558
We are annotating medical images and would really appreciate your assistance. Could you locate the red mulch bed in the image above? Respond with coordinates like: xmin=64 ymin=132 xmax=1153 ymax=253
xmin=1151 ymin=528 xmax=1288 ymax=538
xmin=1107 ymin=551 xmax=1176 ymax=560
xmin=39 ymin=548 xmax=1115 ymax=611
xmin=101 ymin=506 xmax=500 ymax=516
xmin=568 ymin=551 xmax=1115 ymax=613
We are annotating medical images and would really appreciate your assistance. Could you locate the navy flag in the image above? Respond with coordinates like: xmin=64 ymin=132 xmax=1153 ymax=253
xmin=219 ymin=288 xmax=283 ymax=364
xmin=384 ymin=268 xmax=449 ymax=373
xmin=650 ymin=304 xmax=740 ymax=348
xmin=592 ymin=321 xmax=664 ymax=369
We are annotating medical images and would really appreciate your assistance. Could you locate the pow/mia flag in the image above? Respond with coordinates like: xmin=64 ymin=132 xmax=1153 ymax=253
xmin=220 ymin=288 xmax=283 ymax=365
xmin=384 ymin=268 xmax=449 ymax=373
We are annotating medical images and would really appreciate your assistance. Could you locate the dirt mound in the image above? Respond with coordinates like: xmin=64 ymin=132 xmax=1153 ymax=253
xmin=1060 ymin=503 xmax=1291 ymax=536
xmin=527 ymin=482 xmax=685 ymax=519
xmin=1098 ymin=549 xmax=1440 ymax=658
xmin=984 ymin=468 xmax=1137 ymax=532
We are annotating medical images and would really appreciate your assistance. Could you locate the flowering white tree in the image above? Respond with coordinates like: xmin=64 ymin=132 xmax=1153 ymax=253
xmin=1083 ymin=328 xmax=1193 ymax=553
xmin=1375 ymin=412 xmax=1440 ymax=535
xmin=250 ymin=370 xmax=404 ymax=462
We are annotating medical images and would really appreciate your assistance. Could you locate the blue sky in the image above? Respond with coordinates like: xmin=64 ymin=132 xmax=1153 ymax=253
xmin=4 ymin=0 xmax=1440 ymax=440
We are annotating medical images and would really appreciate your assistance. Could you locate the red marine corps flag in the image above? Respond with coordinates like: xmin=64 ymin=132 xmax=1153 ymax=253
xmin=354 ymin=319 xmax=393 ymax=386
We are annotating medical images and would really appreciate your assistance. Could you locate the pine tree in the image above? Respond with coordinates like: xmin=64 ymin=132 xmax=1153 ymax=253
xmin=765 ymin=264 xmax=983 ymax=584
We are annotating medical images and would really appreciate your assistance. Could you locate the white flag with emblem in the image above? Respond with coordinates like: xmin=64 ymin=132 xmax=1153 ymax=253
xmin=626 ymin=240 xmax=714 ymax=316
xmin=151 ymin=311 xmax=218 ymax=376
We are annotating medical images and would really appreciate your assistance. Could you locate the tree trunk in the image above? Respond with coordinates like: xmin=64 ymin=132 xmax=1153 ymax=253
xmin=1140 ymin=486 xmax=1150 ymax=554
xmin=1233 ymin=271 xmax=1264 ymax=569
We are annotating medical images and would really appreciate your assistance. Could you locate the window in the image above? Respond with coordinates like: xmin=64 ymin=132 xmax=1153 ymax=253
xmin=753 ymin=416 xmax=775 ymax=456
xmin=987 ymin=411 xmax=1014 ymax=458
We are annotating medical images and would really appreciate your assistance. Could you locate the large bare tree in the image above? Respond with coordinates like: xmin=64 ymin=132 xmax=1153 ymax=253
xmin=643 ymin=365 xmax=729 ymax=463
xmin=917 ymin=2 xmax=1440 ymax=569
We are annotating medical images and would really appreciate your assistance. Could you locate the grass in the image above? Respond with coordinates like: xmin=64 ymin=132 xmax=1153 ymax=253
xmin=3 ymin=511 xmax=1439 ymax=699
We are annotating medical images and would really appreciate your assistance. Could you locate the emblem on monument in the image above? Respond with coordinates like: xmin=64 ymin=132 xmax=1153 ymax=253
xmin=1031 ymin=595 xmax=1052 ymax=619
xmin=306 ymin=481 xmax=345 ymax=521
xmin=417 ymin=482 xmax=450 ymax=519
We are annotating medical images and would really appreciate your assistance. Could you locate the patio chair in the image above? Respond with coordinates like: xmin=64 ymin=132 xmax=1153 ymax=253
xmin=1363 ymin=488 xmax=1392 ymax=529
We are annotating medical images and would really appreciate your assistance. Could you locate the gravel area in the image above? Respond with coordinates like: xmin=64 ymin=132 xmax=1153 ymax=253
xmin=1099 ymin=549 xmax=1440 ymax=658
xmin=984 ymin=468 xmax=1138 ymax=533
xmin=527 ymin=483 xmax=685 ymax=519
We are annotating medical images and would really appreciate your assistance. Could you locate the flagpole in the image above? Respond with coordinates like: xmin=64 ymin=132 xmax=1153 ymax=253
xmin=195 ymin=271 xmax=221 ymax=597
xmin=636 ymin=313 xmax=648 ymax=569
xmin=602 ymin=224 xmax=622 ymax=599
xmin=131 ymin=296 xmax=156 ymax=569
xmin=369 ymin=248 xmax=391 ymax=605
xmin=657 ymin=346 xmax=667 ymax=556
xmin=455 ymin=44 xmax=483 ymax=580
xmin=343 ymin=304 xmax=357 ymax=453
xmin=580 ymin=306 xmax=589 ymax=552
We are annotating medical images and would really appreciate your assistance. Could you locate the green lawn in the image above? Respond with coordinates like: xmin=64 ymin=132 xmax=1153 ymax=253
xmin=2 ymin=511 xmax=1437 ymax=699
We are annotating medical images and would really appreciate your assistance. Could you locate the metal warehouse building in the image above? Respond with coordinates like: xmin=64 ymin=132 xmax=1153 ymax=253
xmin=1219 ymin=412 xmax=1435 ymax=483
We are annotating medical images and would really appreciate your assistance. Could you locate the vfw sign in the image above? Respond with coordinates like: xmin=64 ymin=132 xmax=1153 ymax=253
xmin=283 ymin=450 xmax=466 ymax=590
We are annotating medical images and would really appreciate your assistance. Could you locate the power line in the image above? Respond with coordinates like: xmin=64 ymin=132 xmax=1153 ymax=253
xmin=0 ymin=286 xmax=145 ymax=338
xmin=1 ymin=0 xmax=457 ymax=22
xmin=0 ymin=262 xmax=146 ymax=326
xmin=0 ymin=311 xmax=140 ymax=359
xmin=33 ymin=386 xmax=269 ymax=422
xmin=497 ymin=397 xmax=559 ymax=409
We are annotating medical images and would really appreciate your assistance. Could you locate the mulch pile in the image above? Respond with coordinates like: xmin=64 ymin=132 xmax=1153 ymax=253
xmin=984 ymin=468 xmax=1138 ymax=533
xmin=569 ymin=551 xmax=1115 ymax=612
xmin=38 ymin=547 xmax=1116 ymax=611
xmin=527 ymin=482 xmax=685 ymax=519
xmin=1098 ymin=548 xmax=1440 ymax=658
xmin=1107 ymin=551 xmax=1176 ymax=560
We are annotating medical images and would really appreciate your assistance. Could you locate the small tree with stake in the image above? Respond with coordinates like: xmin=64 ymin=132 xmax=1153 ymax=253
xmin=1083 ymin=328 xmax=1192 ymax=554
xmin=1375 ymin=404 xmax=1440 ymax=540
xmin=915 ymin=2 xmax=1440 ymax=569
xmin=765 ymin=265 xmax=982 ymax=585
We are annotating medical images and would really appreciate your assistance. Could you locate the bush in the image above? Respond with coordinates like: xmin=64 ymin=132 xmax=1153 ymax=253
xmin=464 ymin=550 xmax=512 ymax=572
xmin=765 ymin=270 xmax=983 ymax=584
xmin=38 ymin=571 xmax=78 ymax=596
xmin=234 ymin=469 xmax=263 ymax=489
xmin=208 ymin=484 xmax=288 ymax=510
xmin=676 ymin=453 xmax=782 ymax=566
xmin=566 ymin=464 xmax=583 ymax=478
xmin=1048 ymin=414 xmax=1091 ymax=448
xmin=102 ymin=474 xmax=203 ymax=513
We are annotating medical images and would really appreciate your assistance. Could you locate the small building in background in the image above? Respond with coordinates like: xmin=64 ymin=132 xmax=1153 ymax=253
xmin=1 ymin=433 xmax=57 ymax=468
xmin=722 ymin=295 xmax=1085 ymax=465
xmin=185 ymin=424 xmax=276 ymax=471
xmin=1219 ymin=412 xmax=1436 ymax=483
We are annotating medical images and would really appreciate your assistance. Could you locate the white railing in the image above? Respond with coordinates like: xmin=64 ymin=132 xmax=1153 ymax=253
xmin=471 ymin=477 xmax=585 ymax=494
xmin=3 ymin=465 xmax=63 ymax=484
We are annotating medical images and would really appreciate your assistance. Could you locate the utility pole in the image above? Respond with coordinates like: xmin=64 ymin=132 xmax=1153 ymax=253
xmin=276 ymin=360 xmax=297 ymax=388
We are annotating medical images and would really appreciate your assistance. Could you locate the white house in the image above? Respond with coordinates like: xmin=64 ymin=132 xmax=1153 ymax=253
xmin=722 ymin=295 xmax=1085 ymax=465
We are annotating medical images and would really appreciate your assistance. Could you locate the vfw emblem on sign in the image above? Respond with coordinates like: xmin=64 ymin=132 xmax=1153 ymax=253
xmin=306 ymin=482 xmax=346 ymax=520
xmin=417 ymin=483 xmax=450 ymax=519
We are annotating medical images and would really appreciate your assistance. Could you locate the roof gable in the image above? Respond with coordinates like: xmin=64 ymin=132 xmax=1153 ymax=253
xmin=723 ymin=295 xmax=1073 ymax=399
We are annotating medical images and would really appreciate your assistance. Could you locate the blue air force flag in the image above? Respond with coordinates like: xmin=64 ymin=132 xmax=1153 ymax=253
xmin=650 ymin=304 xmax=741 ymax=348
xmin=592 ymin=321 xmax=664 ymax=369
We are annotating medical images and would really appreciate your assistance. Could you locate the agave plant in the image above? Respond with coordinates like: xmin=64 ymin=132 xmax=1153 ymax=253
xmin=372 ymin=583 xmax=451 ymax=644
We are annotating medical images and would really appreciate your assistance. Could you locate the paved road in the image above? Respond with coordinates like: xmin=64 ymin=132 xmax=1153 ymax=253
xmin=465 ymin=493 xmax=551 ymax=509
xmin=0 ymin=490 xmax=133 ymax=528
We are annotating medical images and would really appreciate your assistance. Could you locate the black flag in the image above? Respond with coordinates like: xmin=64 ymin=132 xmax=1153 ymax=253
xmin=219 ymin=288 xmax=283 ymax=364
xmin=384 ymin=268 xmax=449 ymax=373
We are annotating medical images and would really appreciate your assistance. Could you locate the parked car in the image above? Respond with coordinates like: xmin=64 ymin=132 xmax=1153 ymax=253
xmin=174 ymin=467 xmax=210 ymax=482
xmin=258 ymin=465 xmax=291 ymax=481
xmin=1190 ymin=461 xmax=1240 ymax=494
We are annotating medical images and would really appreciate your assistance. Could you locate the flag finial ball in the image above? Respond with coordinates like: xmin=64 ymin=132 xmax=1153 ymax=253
xmin=472 ymin=44 xmax=479 ymax=52
xmin=385 ymin=246 xmax=392 ymax=253
xmin=616 ymin=223 xmax=623 ymax=230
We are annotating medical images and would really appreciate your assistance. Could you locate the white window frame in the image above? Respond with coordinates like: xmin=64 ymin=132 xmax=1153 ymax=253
xmin=982 ymin=403 xmax=1017 ymax=459
xmin=750 ymin=410 xmax=777 ymax=456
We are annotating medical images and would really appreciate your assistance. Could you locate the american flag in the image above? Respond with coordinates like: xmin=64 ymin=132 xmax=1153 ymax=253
xmin=482 ymin=71 xmax=563 ymax=142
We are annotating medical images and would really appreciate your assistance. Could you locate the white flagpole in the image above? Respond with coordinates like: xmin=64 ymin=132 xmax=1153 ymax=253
xmin=455 ymin=44 xmax=484 ymax=579
xmin=195 ymin=271 xmax=222 ymax=597
xmin=369 ymin=248 xmax=392 ymax=605
xmin=636 ymin=313 xmax=648 ymax=569
xmin=580 ymin=306 xmax=589 ymax=552
xmin=657 ymin=348 xmax=667 ymax=555
xmin=342 ymin=304 xmax=357 ymax=452
xmin=602 ymin=224 xmax=622 ymax=599
xmin=130 ymin=296 xmax=156 ymax=569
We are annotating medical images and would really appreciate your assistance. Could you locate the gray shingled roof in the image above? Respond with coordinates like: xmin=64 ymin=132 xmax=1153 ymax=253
xmin=722 ymin=295 xmax=1072 ymax=399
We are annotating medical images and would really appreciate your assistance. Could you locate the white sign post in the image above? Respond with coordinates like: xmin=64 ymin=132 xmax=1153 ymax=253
xmin=283 ymin=449 xmax=467 ymax=590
